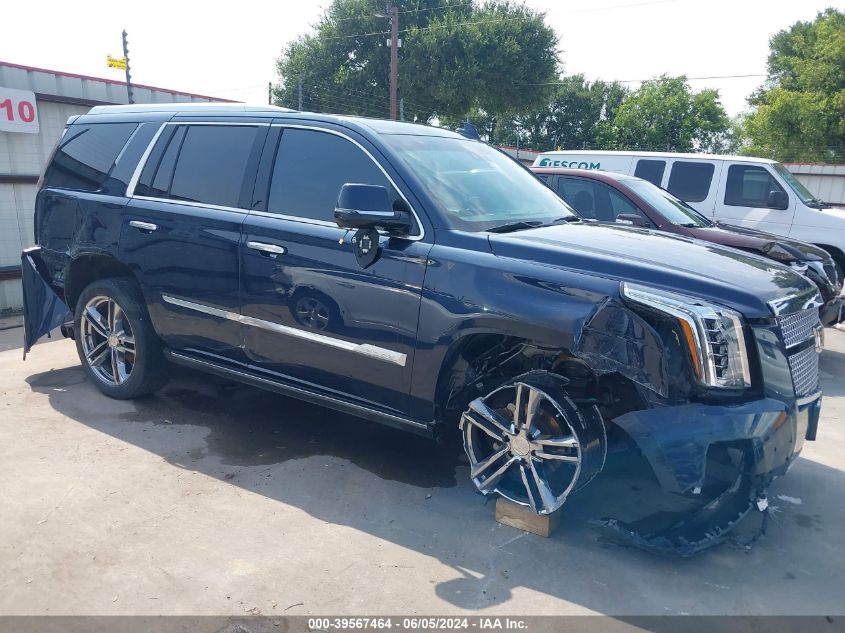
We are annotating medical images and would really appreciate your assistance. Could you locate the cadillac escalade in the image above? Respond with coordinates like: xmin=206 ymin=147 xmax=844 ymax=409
xmin=22 ymin=104 xmax=825 ymax=554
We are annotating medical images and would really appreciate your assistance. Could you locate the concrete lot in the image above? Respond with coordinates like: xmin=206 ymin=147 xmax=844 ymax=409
xmin=0 ymin=324 xmax=843 ymax=616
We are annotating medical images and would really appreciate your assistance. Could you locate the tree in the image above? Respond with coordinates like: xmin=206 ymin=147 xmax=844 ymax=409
xmin=274 ymin=0 xmax=559 ymax=123
xmin=601 ymin=76 xmax=733 ymax=153
xmin=741 ymin=9 xmax=845 ymax=162
xmin=522 ymin=75 xmax=627 ymax=150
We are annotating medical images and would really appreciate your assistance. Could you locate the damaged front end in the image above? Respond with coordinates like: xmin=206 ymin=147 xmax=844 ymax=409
xmin=571 ymin=283 xmax=823 ymax=555
xmin=21 ymin=246 xmax=72 ymax=359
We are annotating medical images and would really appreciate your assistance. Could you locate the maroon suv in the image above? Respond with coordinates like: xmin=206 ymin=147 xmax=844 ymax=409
xmin=532 ymin=167 xmax=843 ymax=326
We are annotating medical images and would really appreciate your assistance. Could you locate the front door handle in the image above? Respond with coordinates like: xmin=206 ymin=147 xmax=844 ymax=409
xmin=247 ymin=241 xmax=287 ymax=256
xmin=129 ymin=220 xmax=157 ymax=232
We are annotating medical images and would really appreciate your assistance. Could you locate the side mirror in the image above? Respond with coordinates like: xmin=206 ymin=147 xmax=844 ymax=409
xmin=767 ymin=190 xmax=789 ymax=210
xmin=334 ymin=184 xmax=411 ymax=234
xmin=616 ymin=213 xmax=647 ymax=228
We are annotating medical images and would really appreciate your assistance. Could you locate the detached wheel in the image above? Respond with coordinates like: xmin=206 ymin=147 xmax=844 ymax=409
xmin=459 ymin=371 xmax=606 ymax=515
xmin=74 ymin=278 xmax=168 ymax=399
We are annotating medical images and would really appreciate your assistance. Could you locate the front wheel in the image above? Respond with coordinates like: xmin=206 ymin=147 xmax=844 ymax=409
xmin=74 ymin=278 xmax=168 ymax=399
xmin=459 ymin=371 xmax=606 ymax=515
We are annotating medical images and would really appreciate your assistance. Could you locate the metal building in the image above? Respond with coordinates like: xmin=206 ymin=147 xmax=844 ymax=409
xmin=0 ymin=61 xmax=230 ymax=312
xmin=783 ymin=163 xmax=845 ymax=205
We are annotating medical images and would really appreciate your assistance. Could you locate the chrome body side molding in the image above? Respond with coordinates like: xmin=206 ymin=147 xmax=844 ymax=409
xmin=161 ymin=294 xmax=407 ymax=367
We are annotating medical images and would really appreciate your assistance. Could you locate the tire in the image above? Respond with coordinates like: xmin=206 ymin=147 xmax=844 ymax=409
xmin=459 ymin=370 xmax=607 ymax=515
xmin=74 ymin=277 xmax=168 ymax=399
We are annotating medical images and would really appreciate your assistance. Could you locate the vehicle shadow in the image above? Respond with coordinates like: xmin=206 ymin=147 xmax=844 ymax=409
xmin=24 ymin=361 xmax=845 ymax=615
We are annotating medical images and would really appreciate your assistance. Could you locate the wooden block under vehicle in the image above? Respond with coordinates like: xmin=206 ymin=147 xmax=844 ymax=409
xmin=495 ymin=497 xmax=561 ymax=537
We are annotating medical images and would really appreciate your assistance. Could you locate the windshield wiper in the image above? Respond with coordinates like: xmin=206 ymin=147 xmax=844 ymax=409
xmin=487 ymin=220 xmax=544 ymax=233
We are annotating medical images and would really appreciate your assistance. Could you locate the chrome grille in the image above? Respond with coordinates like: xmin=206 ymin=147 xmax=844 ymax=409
xmin=778 ymin=308 xmax=819 ymax=348
xmin=787 ymin=344 xmax=820 ymax=397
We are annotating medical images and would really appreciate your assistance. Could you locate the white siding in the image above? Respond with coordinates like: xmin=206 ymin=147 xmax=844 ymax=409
xmin=784 ymin=164 xmax=845 ymax=205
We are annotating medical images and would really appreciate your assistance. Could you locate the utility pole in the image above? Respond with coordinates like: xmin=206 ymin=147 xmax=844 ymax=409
xmin=122 ymin=29 xmax=134 ymax=104
xmin=268 ymin=82 xmax=272 ymax=105
xmin=388 ymin=3 xmax=399 ymax=120
xmin=298 ymin=78 xmax=303 ymax=111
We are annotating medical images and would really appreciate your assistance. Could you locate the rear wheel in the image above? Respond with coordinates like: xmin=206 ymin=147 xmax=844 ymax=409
xmin=74 ymin=278 xmax=168 ymax=399
xmin=459 ymin=371 xmax=606 ymax=515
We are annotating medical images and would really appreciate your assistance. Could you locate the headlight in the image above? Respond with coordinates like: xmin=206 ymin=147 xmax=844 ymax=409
xmin=621 ymin=282 xmax=751 ymax=389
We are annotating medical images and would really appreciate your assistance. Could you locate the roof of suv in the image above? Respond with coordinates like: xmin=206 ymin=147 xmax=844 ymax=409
xmin=83 ymin=102 xmax=463 ymax=138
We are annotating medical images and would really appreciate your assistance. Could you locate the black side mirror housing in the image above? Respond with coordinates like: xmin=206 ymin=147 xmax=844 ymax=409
xmin=767 ymin=190 xmax=789 ymax=210
xmin=334 ymin=184 xmax=411 ymax=234
xmin=616 ymin=213 xmax=647 ymax=228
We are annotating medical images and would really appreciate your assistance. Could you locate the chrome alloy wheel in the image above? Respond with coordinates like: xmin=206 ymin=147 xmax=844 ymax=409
xmin=80 ymin=296 xmax=136 ymax=385
xmin=460 ymin=376 xmax=606 ymax=515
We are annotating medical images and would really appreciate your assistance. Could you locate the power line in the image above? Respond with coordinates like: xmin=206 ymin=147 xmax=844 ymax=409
xmin=520 ymin=74 xmax=767 ymax=86
xmin=321 ymin=0 xmax=677 ymax=41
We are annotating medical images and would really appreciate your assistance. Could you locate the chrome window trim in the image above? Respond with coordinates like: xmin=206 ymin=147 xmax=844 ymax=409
xmin=167 ymin=351 xmax=428 ymax=431
xmin=132 ymin=194 xmax=249 ymax=215
xmin=126 ymin=122 xmax=167 ymax=197
xmin=269 ymin=123 xmax=425 ymax=241
xmin=162 ymin=294 xmax=407 ymax=367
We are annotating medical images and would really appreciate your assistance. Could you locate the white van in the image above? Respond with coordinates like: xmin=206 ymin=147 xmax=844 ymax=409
xmin=533 ymin=150 xmax=845 ymax=272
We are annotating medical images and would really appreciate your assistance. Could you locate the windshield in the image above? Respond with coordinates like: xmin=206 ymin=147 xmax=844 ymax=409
xmin=382 ymin=134 xmax=576 ymax=231
xmin=772 ymin=163 xmax=824 ymax=206
xmin=623 ymin=177 xmax=712 ymax=227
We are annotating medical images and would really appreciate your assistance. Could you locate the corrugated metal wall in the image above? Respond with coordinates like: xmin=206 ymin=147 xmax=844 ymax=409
xmin=0 ymin=101 xmax=91 ymax=310
xmin=0 ymin=61 xmax=228 ymax=312
xmin=784 ymin=163 xmax=845 ymax=205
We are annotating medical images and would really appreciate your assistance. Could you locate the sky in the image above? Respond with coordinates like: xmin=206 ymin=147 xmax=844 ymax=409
xmin=1 ymin=0 xmax=843 ymax=117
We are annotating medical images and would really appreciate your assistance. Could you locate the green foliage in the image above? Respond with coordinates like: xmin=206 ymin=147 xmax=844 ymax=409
xmin=601 ymin=76 xmax=733 ymax=153
xmin=274 ymin=0 xmax=558 ymax=122
xmin=742 ymin=8 xmax=845 ymax=162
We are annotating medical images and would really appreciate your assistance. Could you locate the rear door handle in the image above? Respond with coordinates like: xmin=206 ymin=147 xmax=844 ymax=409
xmin=129 ymin=220 xmax=157 ymax=232
xmin=247 ymin=241 xmax=287 ymax=256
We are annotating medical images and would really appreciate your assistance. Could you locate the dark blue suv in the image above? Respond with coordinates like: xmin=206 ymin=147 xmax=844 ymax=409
xmin=23 ymin=104 xmax=825 ymax=553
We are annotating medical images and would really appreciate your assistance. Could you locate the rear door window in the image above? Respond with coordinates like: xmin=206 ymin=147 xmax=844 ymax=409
xmin=634 ymin=159 xmax=666 ymax=186
xmin=667 ymin=161 xmax=715 ymax=202
xmin=724 ymin=165 xmax=786 ymax=207
xmin=44 ymin=123 xmax=137 ymax=192
xmin=169 ymin=125 xmax=259 ymax=208
xmin=267 ymin=128 xmax=392 ymax=222
xmin=134 ymin=124 xmax=259 ymax=208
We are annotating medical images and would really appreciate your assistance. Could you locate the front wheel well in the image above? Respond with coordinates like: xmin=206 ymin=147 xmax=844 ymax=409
xmin=65 ymin=254 xmax=136 ymax=312
xmin=434 ymin=333 xmax=648 ymax=427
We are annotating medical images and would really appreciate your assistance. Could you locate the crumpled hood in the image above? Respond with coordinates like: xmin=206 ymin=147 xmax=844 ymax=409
xmin=488 ymin=223 xmax=818 ymax=319
xmin=690 ymin=223 xmax=831 ymax=262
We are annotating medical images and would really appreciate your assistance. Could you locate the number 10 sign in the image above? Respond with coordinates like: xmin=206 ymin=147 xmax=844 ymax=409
xmin=0 ymin=87 xmax=39 ymax=134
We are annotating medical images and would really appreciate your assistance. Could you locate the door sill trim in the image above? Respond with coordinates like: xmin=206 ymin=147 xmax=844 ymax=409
xmin=164 ymin=350 xmax=433 ymax=437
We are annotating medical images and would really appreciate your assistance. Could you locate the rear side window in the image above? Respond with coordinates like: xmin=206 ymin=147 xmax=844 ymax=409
xmin=135 ymin=125 xmax=258 ymax=208
xmin=44 ymin=123 xmax=137 ymax=192
xmin=667 ymin=161 xmax=715 ymax=202
xmin=268 ymin=128 xmax=391 ymax=222
xmin=634 ymin=159 xmax=666 ymax=186
xmin=724 ymin=165 xmax=785 ymax=208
